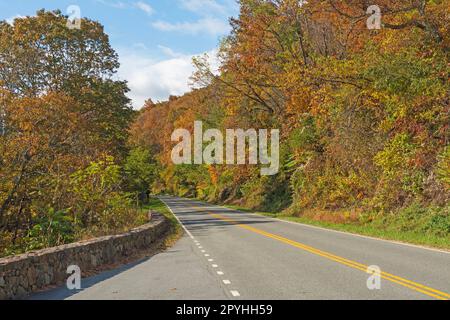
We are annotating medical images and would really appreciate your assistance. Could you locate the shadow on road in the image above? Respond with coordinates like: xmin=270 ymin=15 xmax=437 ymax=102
xmin=160 ymin=197 xmax=273 ymax=237
xmin=31 ymin=196 xmax=271 ymax=300
xmin=28 ymin=254 xmax=159 ymax=300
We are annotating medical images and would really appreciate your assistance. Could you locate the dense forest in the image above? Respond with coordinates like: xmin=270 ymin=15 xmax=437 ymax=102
xmin=0 ymin=1 xmax=449 ymax=256
xmin=130 ymin=0 xmax=449 ymax=241
xmin=0 ymin=10 xmax=147 ymax=256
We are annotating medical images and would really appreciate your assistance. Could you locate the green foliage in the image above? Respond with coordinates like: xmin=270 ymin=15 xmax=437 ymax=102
xmin=365 ymin=48 xmax=446 ymax=98
xmin=88 ymin=192 xmax=147 ymax=236
xmin=71 ymin=156 xmax=121 ymax=200
xmin=240 ymin=175 xmax=268 ymax=209
xmin=424 ymin=212 xmax=450 ymax=238
xmin=127 ymin=1 xmax=449 ymax=246
xmin=70 ymin=155 xmax=132 ymax=227
xmin=0 ymin=11 xmax=138 ymax=257
xmin=370 ymin=203 xmax=450 ymax=239
xmin=25 ymin=208 xmax=75 ymax=252
xmin=4 ymin=2 xmax=448 ymax=256
xmin=1 ymin=208 xmax=76 ymax=257
xmin=374 ymin=133 xmax=415 ymax=179
xmin=436 ymin=146 xmax=450 ymax=187
xmin=288 ymin=117 xmax=320 ymax=152
xmin=124 ymin=147 xmax=157 ymax=194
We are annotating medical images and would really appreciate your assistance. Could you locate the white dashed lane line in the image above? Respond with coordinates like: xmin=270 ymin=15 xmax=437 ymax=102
xmin=192 ymin=239 xmax=241 ymax=299
xmin=231 ymin=290 xmax=241 ymax=297
xmin=194 ymin=241 xmax=240 ymax=297
xmin=159 ymin=198 xmax=242 ymax=299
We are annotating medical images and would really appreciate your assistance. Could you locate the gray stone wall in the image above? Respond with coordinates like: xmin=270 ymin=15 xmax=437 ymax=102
xmin=0 ymin=213 xmax=169 ymax=300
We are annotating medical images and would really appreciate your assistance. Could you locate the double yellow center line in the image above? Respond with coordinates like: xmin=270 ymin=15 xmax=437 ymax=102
xmin=196 ymin=207 xmax=449 ymax=300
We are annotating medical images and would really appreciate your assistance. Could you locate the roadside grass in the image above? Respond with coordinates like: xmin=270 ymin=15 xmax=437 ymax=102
xmin=222 ymin=204 xmax=450 ymax=250
xmin=141 ymin=197 xmax=183 ymax=247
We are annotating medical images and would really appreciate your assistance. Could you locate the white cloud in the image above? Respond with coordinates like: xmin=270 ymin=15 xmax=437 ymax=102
xmin=150 ymin=0 xmax=237 ymax=37
xmin=133 ymin=43 xmax=149 ymax=50
xmin=179 ymin=0 xmax=227 ymax=16
xmin=157 ymin=45 xmax=185 ymax=58
xmin=5 ymin=15 xmax=25 ymax=25
xmin=134 ymin=1 xmax=154 ymax=15
xmin=96 ymin=0 xmax=155 ymax=17
xmin=152 ymin=17 xmax=229 ymax=36
xmin=95 ymin=0 xmax=127 ymax=9
xmin=117 ymin=47 xmax=219 ymax=109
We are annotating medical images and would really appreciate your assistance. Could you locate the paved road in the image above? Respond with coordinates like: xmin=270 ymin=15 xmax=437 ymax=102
xmin=32 ymin=196 xmax=450 ymax=300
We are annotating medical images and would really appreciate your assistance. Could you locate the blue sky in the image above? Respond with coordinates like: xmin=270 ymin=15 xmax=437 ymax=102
xmin=0 ymin=0 xmax=239 ymax=108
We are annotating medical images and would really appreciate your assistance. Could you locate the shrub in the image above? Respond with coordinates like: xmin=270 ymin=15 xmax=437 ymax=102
xmin=423 ymin=209 xmax=450 ymax=238
xmin=25 ymin=208 xmax=75 ymax=252
xmin=436 ymin=146 xmax=450 ymax=187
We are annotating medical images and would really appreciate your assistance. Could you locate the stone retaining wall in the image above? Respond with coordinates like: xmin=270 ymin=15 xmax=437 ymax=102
xmin=0 ymin=213 xmax=170 ymax=300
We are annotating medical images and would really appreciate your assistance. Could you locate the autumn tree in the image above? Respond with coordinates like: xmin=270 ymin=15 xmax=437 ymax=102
xmin=134 ymin=0 xmax=449 ymax=226
xmin=0 ymin=11 xmax=139 ymax=255
xmin=0 ymin=10 xmax=133 ymax=158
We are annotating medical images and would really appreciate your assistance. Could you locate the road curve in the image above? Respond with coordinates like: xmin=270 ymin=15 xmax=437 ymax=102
xmin=32 ymin=196 xmax=450 ymax=300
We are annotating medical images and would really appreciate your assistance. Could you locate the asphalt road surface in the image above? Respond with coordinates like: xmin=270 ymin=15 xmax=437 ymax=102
xmin=32 ymin=196 xmax=450 ymax=300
